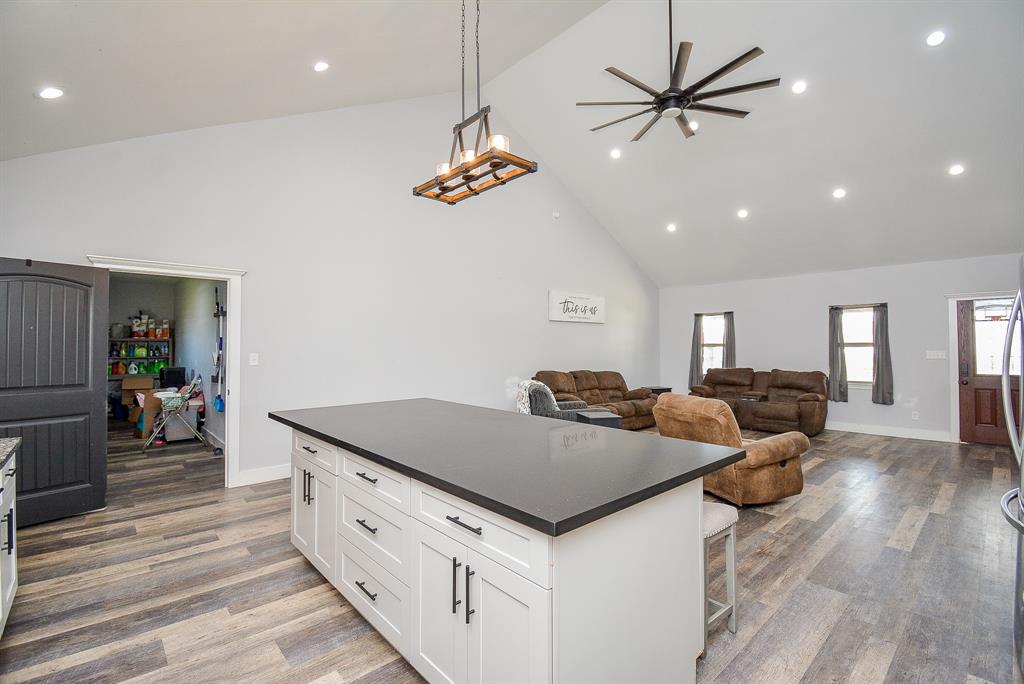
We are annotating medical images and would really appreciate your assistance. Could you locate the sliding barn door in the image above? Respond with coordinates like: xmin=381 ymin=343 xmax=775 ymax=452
xmin=0 ymin=258 xmax=109 ymax=526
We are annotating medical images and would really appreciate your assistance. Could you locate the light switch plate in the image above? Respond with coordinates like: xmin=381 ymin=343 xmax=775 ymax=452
xmin=925 ymin=350 xmax=946 ymax=360
xmin=248 ymin=352 xmax=260 ymax=366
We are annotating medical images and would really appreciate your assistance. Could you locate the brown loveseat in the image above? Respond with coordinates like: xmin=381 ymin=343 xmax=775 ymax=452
xmin=533 ymin=370 xmax=656 ymax=430
xmin=654 ymin=393 xmax=808 ymax=505
xmin=691 ymin=368 xmax=828 ymax=437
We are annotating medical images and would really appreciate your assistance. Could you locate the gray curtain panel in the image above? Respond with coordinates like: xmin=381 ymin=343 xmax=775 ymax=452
xmin=689 ymin=313 xmax=704 ymax=389
xmin=723 ymin=311 xmax=736 ymax=368
xmin=872 ymin=304 xmax=894 ymax=405
xmin=828 ymin=306 xmax=848 ymax=402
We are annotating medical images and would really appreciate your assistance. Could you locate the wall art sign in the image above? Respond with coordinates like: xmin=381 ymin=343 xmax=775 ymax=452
xmin=548 ymin=291 xmax=606 ymax=324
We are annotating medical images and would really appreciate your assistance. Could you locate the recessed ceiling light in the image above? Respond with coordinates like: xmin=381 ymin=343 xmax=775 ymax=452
xmin=737 ymin=209 xmax=749 ymax=219
xmin=791 ymin=80 xmax=807 ymax=95
xmin=832 ymin=187 xmax=847 ymax=199
xmin=926 ymin=31 xmax=946 ymax=47
xmin=37 ymin=87 xmax=63 ymax=99
xmin=948 ymin=163 xmax=965 ymax=176
xmin=610 ymin=148 xmax=621 ymax=159
xmin=666 ymin=223 xmax=677 ymax=233
xmin=313 ymin=61 xmax=330 ymax=72
xmin=689 ymin=120 xmax=699 ymax=131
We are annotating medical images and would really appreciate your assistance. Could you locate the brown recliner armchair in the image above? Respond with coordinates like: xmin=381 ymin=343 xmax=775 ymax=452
xmin=654 ymin=393 xmax=808 ymax=506
xmin=533 ymin=370 xmax=656 ymax=430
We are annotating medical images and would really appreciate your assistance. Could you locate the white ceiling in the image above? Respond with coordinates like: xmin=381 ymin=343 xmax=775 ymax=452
xmin=0 ymin=0 xmax=604 ymax=160
xmin=488 ymin=0 xmax=1024 ymax=286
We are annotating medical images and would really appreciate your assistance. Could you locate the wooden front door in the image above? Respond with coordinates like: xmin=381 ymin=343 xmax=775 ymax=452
xmin=0 ymin=258 xmax=109 ymax=526
xmin=958 ymin=298 xmax=1021 ymax=445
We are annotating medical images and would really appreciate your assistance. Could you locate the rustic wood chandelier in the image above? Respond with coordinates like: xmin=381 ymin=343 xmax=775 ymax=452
xmin=413 ymin=0 xmax=537 ymax=205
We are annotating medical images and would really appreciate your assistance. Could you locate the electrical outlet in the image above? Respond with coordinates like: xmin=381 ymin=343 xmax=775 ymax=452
xmin=248 ymin=352 xmax=260 ymax=366
xmin=925 ymin=350 xmax=946 ymax=360
xmin=911 ymin=411 xmax=920 ymax=421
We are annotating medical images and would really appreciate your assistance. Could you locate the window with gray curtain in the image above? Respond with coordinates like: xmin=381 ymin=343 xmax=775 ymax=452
xmin=689 ymin=312 xmax=736 ymax=389
xmin=829 ymin=303 xmax=893 ymax=404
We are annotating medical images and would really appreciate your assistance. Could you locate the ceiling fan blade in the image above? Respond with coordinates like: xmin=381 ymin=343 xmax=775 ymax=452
xmin=675 ymin=112 xmax=694 ymax=139
xmin=576 ymin=101 xmax=656 ymax=107
xmin=671 ymin=42 xmax=693 ymax=89
xmin=684 ymin=47 xmax=764 ymax=94
xmin=605 ymin=67 xmax=662 ymax=97
xmin=689 ymin=103 xmax=748 ymax=118
xmin=589 ymin=107 xmax=656 ymax=132
xmin=693 ymin=78 xmax=781 ymax=101
xmin=631 ymin=113 xmax=661 ymax=142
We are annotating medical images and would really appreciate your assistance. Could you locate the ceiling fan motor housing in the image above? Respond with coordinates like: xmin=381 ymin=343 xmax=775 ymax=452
xmin=658 ymin=89 xmax=688 ymax=118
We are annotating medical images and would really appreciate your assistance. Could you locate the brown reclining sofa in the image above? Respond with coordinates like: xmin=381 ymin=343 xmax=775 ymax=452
xmin=690 ymin=368 xmax=828 ymax=437
xmin=533 ymin=370 xmax=656 ymax=430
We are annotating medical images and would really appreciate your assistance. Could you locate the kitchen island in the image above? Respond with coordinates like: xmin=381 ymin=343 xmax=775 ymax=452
xmin=269 ymin=398 xmax=743 ymax=684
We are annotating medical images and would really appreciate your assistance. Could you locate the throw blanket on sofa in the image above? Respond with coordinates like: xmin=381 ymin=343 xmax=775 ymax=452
xmin=516 ymin=380 xmax=556 ymax=414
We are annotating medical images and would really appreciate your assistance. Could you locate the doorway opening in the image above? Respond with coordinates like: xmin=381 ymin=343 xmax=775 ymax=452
xmin=954 ymin=296 xmax=1021 ymax=445
xmin=89 ymin=256 xmax=245 ymax=488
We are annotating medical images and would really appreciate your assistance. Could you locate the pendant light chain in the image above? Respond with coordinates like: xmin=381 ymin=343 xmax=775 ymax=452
xmin=475 ymin=0 xmax=481 ymax=113
xmin=460 ymin=0 xmax=466 ymax=121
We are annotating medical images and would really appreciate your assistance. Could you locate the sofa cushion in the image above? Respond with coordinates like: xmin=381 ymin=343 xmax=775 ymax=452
xmin=594 ymin=371 xmax=629 ymax=403
xmin=534 ymin=370 xmax=577 ymax=396
xmin=752 ymin=401 xmax=800 ymax=423
xmin=705 ymin=368 xmax=755 ymax=387
xmin=769 ymin=369 xmax=827 ymax=395
xmin=568 ymin=370 xmax=603 ymax=405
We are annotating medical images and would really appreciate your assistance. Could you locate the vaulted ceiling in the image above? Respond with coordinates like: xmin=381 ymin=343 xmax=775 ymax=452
xmin=0 ymin=0 xmax=603 ymax=160
xmin=488 ymin=0 xmax=1024 ymax=285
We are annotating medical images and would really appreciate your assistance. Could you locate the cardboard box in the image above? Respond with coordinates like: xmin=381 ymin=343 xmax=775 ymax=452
xmin=121 ymin=376 xmax=154 ymax=406
xmin=133 ymin=391 xmax=163 ymax=439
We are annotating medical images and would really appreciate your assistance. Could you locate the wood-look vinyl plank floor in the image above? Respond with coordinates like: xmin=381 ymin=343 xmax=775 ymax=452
xmin=0 ymin=421 xmax=1017 ymax=683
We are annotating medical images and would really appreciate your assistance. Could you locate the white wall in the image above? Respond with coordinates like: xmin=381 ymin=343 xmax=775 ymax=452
xmin=660 ymin=253 xmax=1023 ymax=441
xmin=174 ymin=278 xmax=228 ymax=445
xmin=109 ymin=274 xmax=176 ymax=327
xmin=0 ymin=91 xmax=660 ymax=475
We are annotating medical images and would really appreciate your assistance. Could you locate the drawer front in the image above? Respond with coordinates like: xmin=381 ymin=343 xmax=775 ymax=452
xmin=340 ymin=451 xmax=410 ymax=514
xmin=336 ymin=536 xmax=410 ymax=653
xmin=293 ymin=431 xmax=338 ymax=475
xmin=412 ymin=482 xmax=551 ymax=589
xmin=339 ymin=481 xmax=411 ymax=584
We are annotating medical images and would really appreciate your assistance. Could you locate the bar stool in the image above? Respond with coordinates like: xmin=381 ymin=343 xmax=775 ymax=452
xmin=702 ymin=501 xmax=737 ymax=654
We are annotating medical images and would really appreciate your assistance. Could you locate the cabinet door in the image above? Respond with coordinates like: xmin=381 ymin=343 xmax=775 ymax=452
xmin=0 ymin=482 xmax=16 ymax=617
xmin=410 ymin=520 xmax=468 ymax=684
xmin=467 ymin=549 xmax=551 ymax=684
xmin=291 ymin=454 xmax=313 ymax=555
xmin=309 ymin=463 xmax=336 ymax=580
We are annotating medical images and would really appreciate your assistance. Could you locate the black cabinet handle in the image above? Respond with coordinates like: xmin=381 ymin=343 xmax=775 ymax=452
xmin=446 ymin=515 xmax=482 ymax=535
xmin=356 ymin=472 xmax=379 ymax=485
xmin=465 ymin=564 xmax=476 ymax=624
xmin=355 ymin=580 xmax=378 ymax=602
xmin=301 ymin=445 xmax=318 ymax=455
xmin=6 ymin=467 xmax=15 ymax=477
xmin=452 ymin=556 xmax=463 ymax=614
xmin=355 ymin=518 xmax=378 ymax=535
xmin=301 ymin=468 xmax=308 ymax=503
xmin=0 ymin=514 xmax=7 ymax=552
xmin=306 ymin=472 xmax=314 ymax=504
xmin=6 ymin=508 xmax=12 ymax=556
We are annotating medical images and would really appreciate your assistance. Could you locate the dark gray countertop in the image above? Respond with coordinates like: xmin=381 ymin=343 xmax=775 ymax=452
xmin=0 ymin=437 xmax=20 ymax=471
xmin=268 ymin=398 xmax=744 ymax=536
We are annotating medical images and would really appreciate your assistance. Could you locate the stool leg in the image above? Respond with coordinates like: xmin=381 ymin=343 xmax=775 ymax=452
xmin=702 ymin=537 xmax=709 ymax=656
xmin=726 ymin=525 xmax=736 ymax=634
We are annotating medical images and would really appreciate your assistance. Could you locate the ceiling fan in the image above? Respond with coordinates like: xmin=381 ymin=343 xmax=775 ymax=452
xmin=576 ymin=0 xmax=780 ymax=142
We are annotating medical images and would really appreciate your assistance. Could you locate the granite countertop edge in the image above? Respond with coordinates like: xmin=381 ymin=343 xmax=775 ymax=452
xmin=0 ymin=437 xmax=21 ymax=471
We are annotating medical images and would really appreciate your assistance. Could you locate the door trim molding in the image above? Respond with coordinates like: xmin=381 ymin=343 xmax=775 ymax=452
xmin=945 ymin=290 xmax=1016 ymax=443
xmin=87 ymin=255 xmax=248 ymax=488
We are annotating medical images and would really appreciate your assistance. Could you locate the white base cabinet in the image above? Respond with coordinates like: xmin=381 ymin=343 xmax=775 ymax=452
xmin=0 ymin=452 xmax=18 ymax=639
xmin=287 ymin=429 xmax=702 ymax=684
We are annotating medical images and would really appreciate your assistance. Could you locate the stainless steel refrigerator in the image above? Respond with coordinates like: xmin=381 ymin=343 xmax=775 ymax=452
xmin=1000 ymin=256 xmax=1024 ymax=674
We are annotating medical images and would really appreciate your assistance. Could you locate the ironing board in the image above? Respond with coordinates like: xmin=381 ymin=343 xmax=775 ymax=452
xmin=142 ymin=376 xmax=208 ymax=452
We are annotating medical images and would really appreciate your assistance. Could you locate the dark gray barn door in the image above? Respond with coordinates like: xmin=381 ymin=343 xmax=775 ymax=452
xmin=0 ymin=258 xmax=108 ymax=526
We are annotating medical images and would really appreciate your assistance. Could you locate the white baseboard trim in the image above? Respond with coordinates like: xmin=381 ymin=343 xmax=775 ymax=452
xmin=229 ymin=463 xmax=290 ymax=488
xmin=203 ymin=428 xmax=225 ymax=450
xmin=826 ymin=421 xmax=953 ymax=443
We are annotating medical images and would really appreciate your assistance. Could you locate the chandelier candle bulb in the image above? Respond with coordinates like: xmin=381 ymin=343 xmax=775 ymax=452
xmin=488 ymin=134 xmax=510 ymax=153
xmin=436 ymin=163 xmax=451 ymax=177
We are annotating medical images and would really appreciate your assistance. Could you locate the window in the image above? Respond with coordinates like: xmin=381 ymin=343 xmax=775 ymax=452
xmin=841 ymin=307 xmax=874 ymax=383
xmin=701 ymin=314 xmax=726 ymax=375
xmin=974 ymin=299 xmax=1021 ymax=376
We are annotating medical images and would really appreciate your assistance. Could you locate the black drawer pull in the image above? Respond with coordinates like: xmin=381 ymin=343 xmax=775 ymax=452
xmin=3 ymin=509 xmax=11 ymax=555
xmin=356 ymin=471 xmax=379 ymax=485
xmin=355 ymin=580 xmax=378 ymax=601
xmin=301 ymin=445 xmax=318 ymax=455
xmin=356 ymin=518 xmax=378 ymax=535
xmin=6 ymin=467 xmax=15 ymax=477
xmin=446 ymin=515 xmax=482 ymax=535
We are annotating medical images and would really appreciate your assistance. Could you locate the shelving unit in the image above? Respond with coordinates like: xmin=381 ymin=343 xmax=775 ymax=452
xmin=108 ymin=336 xmax=175 ymax=382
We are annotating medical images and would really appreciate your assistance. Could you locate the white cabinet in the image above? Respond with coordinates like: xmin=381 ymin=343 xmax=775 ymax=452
xmin=411 ymin=519 xmax=550 ymax=684
xmin=0 ymin=452 xmax=18 ymax=639
xmin=291 ymin=452 xmax=335 ymax=581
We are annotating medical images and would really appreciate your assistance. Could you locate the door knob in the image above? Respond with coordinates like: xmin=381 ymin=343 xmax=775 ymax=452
xmin=960 ymin=379 xmax=969 ymax=386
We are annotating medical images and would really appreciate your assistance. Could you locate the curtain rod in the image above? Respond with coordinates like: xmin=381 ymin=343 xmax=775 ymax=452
xmin=830 ymin=303 xmax=886 ymax=310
